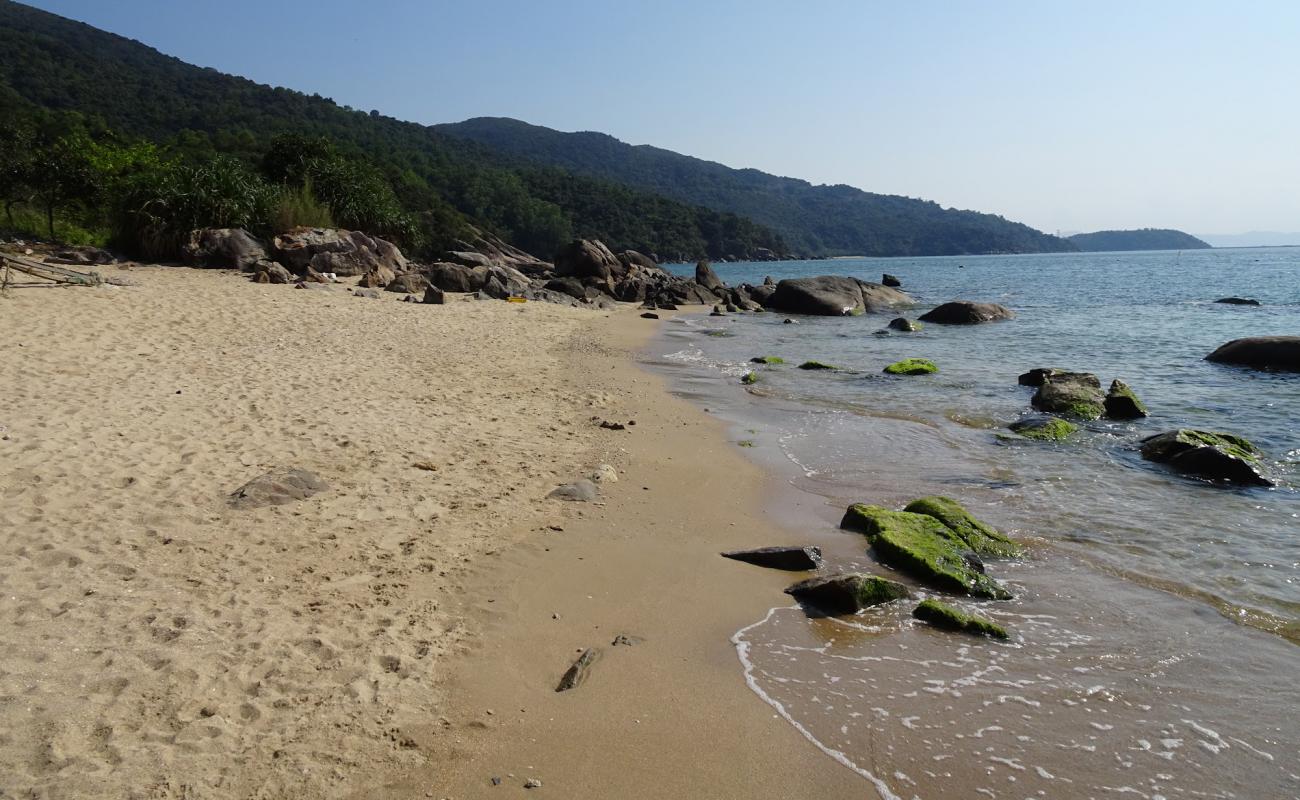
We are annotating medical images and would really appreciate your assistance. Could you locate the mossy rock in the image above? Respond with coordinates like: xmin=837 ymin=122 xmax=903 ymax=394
xmin=1140 ymin=429 xmax=1272 ymax=486
xmin=1008 ymin=416 xmax=1079 ymax=442
xmin=750 ymin=355 xmax=785 ymax=365
xmin=839 ymin=504 xmax=1012 ymax=599
xmin=741 ymin=372 xmax=759 ymax=385
xmin=784 ymin=572 xmax=911 ymax=616
xmin=883 ymin=358 xmax=938 ymax=375
xmin=1104 ymin=379 xmax=1148 ymax=419
xmin=903 ymin=496 xmax=1023 ymax=558
xmin=1031 ymin=372 xmax=1104 ymax=420
xmin=798 ymin=361 xmax=839 ymax=371
xmin=913 ymin=599 xmax=1009 ymax=639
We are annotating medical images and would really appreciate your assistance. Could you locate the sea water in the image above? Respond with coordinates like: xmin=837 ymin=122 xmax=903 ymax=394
xmin=648 ymin=248 xmax=1299 ymax=799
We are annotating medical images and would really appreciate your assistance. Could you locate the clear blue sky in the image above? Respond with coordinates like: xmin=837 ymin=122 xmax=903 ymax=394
xmin=22 ymin=0 xmax=1300 ymax=235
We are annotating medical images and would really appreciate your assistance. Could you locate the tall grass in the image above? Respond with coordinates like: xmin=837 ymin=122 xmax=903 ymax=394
xmin=269 ymin=180 xmax=334 ymax=233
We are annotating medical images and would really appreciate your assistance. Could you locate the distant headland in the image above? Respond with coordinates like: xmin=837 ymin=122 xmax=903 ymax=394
xmin=1067 ymin=229 xmax=1211 ymax=252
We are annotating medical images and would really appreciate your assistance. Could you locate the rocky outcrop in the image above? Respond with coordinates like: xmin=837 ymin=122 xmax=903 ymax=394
xmin=252 ymin=261 xmax=294 ymax=284
xmin=182 ymin=228 xmax=268 ymax=271
xmin=883 ymin=358 xmax=937 ymax=375
xmin=230 ymin=468 xmax=328 ymax=509
xmin=555 ymin=239 xmax=622 ymax=285
xmin=913 ymin=599 xmax=1009 ymax=639
xmin=271 ymin=228 xmax=407 ymax=277
xmin=1031 ymin=372 xmax=1105 ymax=419
xmin=450 ymin=227 xmax=551 ymax=276
xmin=764 ymin=275 xmax=912 ymax=316
xmin=618 ymin=250 xmax=659 ymax=271
xmin=784 ymin=573 xmax=910 ymax=616
xmin=1104 ymin=379 xmax=1147 ymax=419
xmin=918 ymin=301 xmax=1015 ymax=325
xmin=1140 ymin=429 xmax=1272 ymax=486
xmin=1008 ymin=416 xmax=1079 ymax=441
xmin=881 ymin=273 xmax=901 ymax=287
xmin=1205 ymin=336 xmax=1300 ymax=372
xmin=695 ymin=260 xmax=724 ymax=291
xmin=720 ymin=546 xmax=823 ymax=571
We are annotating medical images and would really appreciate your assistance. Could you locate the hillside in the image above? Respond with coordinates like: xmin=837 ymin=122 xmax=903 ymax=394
xmin=0 ymin=0 xmax=786 ymax=261
xmin=1067 ymin=229 xmax=1211 ymax=252
xmin=436 ymin=117 xmax=1077 ymax=258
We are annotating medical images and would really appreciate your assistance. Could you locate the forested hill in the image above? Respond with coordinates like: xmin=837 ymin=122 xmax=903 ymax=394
xmin=1067 ymin=229 xmax=1212 ymax=252
xmin=0 ymin=0 xmax=787 ymax=261
xmin=436 ymin=117 xmax=1077 ymax=258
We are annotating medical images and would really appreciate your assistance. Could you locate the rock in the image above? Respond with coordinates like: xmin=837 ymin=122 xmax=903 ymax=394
xmin=640 ymin=312 xmax=660 ymax=319
xmin=918 ymin=301 xmax=1015 ymax=325
xmin=741 ymin=372 xmax=759 ymax=385
xmin=1008 ymin=416 xmax=1079 ymax=441
xmin=1104 ymin=379 xmax=1148 ymax=419
xmin=271 ymin=228 xmax=407 ymax=277
xmin=555 ymin=239 xmax=622 ymax=284
xmin=353 ymin=288 xmax=381 ymax=299
xmin=784 ymin=573 xmax=910 ymax=616
xmin=1214 ymin=297 xmax=1260 ymax=306
xmin=887 ymin=317 xmax=921 ymax=332
xmin=524 ymin=778 xmax=543 ymax=789
xmin=1031 ymin=372 xmax=1105 ymax=419
xmin=182 ymin=228 xmax=267 ymax=270
xmin=555 ymin=648 xmax=597 ymax=692
xmin=883 ymin=358 xmax=938 ymax=375
xmin=547 ymin=479 xmax=600 ymax=502
xmin=763 ymin=275 xmax=776 ymax=286
xmin=544 ymin=276 xmax=590 ymax=300
xmin=422 ymin=286 xmax=446 ymax=305
xmin=1017 ymin=367 xmax=1059 ymax=387
xmin=783 ymin=318 xmax=795 ymax=324
xmin=1205 ymin=336 xmax=1300 ymax=372
xmin=252 ymin=261 xmax=293 ymax=284
xmin=840 ymin=504 xmax=1012 ymax=599
xmin=750 ymin=356 xmax=785 ymax=365
xmin=913 ymin=599 xmax=1009 ymax=639
xmin=721 ymin=545 xmax=823 ymax=571
xmin=764 ymin=275 xmax=913 ymax=316
xmin=710 ymin=305 xmax=726 ymax=317
xmin=902 ymin=496 xmax=1023 ymax=557
xmin=46 ymin=245 xmax=116 ymax=266
xmin=423 ymin=262 xmax=488 ymax=293
xmin=798 ymin=361 xmax=838 ymax=371
xmin=881 ymin=273 xmax=901 ymax=287
xmin=230 ymin=468 xmax=328 ymax=509
xmin=357 ymin=264 xmax=397 ymax=289
xmin=610 ymin=634 xmax=643 ymax=646
xmin=695 ymin=260 xmax=724 ymax=291
xmin=598 ymin=420 xmax=626 ymax=431
xmin=618 ymin=250 xmax=659 ymax=270
xmin=1139 ymin=429 xmax=1272 ymax=486
xmin=384 ymin=272 xmax=428 ymax=293
xmin=589 ymin=464 xmax=619 ymax=483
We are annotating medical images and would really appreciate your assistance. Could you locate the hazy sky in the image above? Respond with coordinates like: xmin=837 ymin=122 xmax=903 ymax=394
xmin=23 ymin=0 xmax=1300 ymax=235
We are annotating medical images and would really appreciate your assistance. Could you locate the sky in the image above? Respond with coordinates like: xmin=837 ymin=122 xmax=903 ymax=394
xmin=22 ymin=0 xmax=1300 ymax=237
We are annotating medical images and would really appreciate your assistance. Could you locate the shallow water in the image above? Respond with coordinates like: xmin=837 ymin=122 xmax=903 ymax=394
xmin=649 ymin=248 xmax=1300 ymax=799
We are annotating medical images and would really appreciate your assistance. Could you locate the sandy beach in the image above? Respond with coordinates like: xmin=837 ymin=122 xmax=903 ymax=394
xmin=0 ymin=266 xmax=864 ymax=799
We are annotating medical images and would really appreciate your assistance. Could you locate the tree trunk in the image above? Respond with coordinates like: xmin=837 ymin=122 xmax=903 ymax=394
xmin=45 ymin=202 xmax=54 ymax=240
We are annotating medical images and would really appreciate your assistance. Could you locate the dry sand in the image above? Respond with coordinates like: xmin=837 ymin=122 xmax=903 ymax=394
xmin=0 ymin=266 xmax=866 ymax=798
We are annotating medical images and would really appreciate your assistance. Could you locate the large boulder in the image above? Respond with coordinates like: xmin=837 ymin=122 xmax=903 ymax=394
xmin=764 ymin=275 xmax=912 ymax=316
xmin=695 ymin=260 xmax=724 ymax=291
xmin=1031 ymin=372 xmax=1105 ymax=419
xmin=902 ymin=496 xmax=1022 ymax=557
xmin=422 ymin=262 xmax=488 ymax=293
xmin=1140 ymin=429 xmax=1272 ymax=486
xmin=1205 ymin=336 xmax=1300 ymax=372
xmin=840 ymin=504 xmax=1012 ymax=599
xmin=555 ymin=239 xmax=622 ymax=283
xmin=1104 ymin=379 xmax=1148 ymax=419
xmin=230 ymin=468 xmax=328 ymax=509
xmin=450 ymin=227 xmax=552 ymax=276
xmin=919 ymin=301 xmax=1015 ymax=325
xmin=385 ymin=272 xmax=428 ymax=293
xmin=271 ymin=228 xmax=407 ymax=277
xmin=183 ymin=228 xmax=268 ymax=271
xmin=618 ymin=250 xmax=660 ymax=271
xmin=784 ymin=573 xmax=910 ymax=616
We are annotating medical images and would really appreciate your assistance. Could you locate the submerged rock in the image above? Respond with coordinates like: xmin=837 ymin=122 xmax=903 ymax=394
xmin=750 ymin=355 xmax=785 ymax=365
xmin=887 ymin=317 xmax=922 ymax=332
xmin=1017 ymin=367 xmax=1059 ymax=387
xmin=1213 ymin=297 xmax=1261 ymax=306
xmin=840 ymin=505 xmax=1012 ymax=599
xmin=883 ymin=358 xmax=938 ymax=375
xmin=1008 ymin=416 xmax=1079 ymax=441
xmin=230 ymin=468 xmax=328 ymax=509
xmin=913 ymin=599 xmax=1009 ymax=639
xmin=1104 ymin=379 xmax=1148 ymax=419
xmin=741 ymin=372 xmax=759 ymax=385
xmin=1205 ymin=336 xmax=1300 ymax=372
xmin=1032 ymin=372 xmax=1105 ymax=420
xmin=903 ymin=496 xmax=1023 ymax=557
xmin=763 ymin=275 xmax=912 ymax=316
xmin=721 ymin=545 xmax=823 ymax=571
xmin=798 ymin=360 xmax=839 ymax=371
xmin=1139 ymin=429 xmax=1272 ymax=486
xmin=918 ymin=301 xmax=1015 ymax=325
xmin=784 ymin=572 xmax=910 ymax=616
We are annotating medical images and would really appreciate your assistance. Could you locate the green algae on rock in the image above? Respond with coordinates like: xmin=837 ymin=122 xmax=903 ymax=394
xmin=883 ymin=358 xmax=938 ymax=375
xmin=1139 ymin=428 xmax=1272 ymax=487
xmin=903 ymin=496 xmax=1023 ymax=558
xmin=741 ymin=372 xmax=759 ymax=385
xmin=1008 ymin=416 xmax=1079 ymax=442
xmin=750 ymin=355 xmax=785 ymax=365
xmin=1104 ymin=379 xmax=1148 ymax=419
xmin=839 ymin=504 xmax=1012 ymax=599
xmin=784 ymin=572 xmax=911 ymax=616
xmin=912 ymin=599 xmax=1009 ymax=639
xmin=1031 ymin=372 xmax=1105 ymax=420
xmin=798 ymin=360 xmax=839 ymax=371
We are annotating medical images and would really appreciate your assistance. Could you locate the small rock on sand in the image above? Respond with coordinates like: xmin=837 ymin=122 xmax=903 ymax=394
xmin=589 ymin=464 xmax=619 ymax=483
xmin=229 ymin=468 xmax=328 ymax=509
xmin=547 ymin=479 xmax=599 ymax=502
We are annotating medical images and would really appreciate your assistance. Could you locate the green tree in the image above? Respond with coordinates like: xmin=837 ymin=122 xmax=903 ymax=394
xmin=0 ymin=122 xmax=34 ymax=228
xmin=28 ymin=131 xmax=101 ymax=238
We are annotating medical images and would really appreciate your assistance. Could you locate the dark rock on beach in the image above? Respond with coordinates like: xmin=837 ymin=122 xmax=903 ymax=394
xmin=913 ymin=599 xmax=1009 ymax=639
xmin=918 ymin=301 xmax=1015 ymax=325
xmin=1104 ymin=379 xmax=1148 ymax=419
xmin=1140 ymin=429 xmax=1272 ymax=486
xmin=555 ymin=648 xmax=597 ymax=692
xmin=763 ymin=275 xmax=912 ymax=316
xmin=1031 ymin=372 xmax=1105 ymax=420
xmin=230 ymin=468 xmax=328 ymax=509
xmin=422 ymin=286 xmax=446 ymax=304
xmin=1205 ymin=336 xmax=1300 ymax=372
xmin=182 ymin=227 xmax=268 ymax=271
xmin=721 ymin=545 xmax=823 ymax=571
xmin=784 ymin=573 xmax=910 ymax=616
xmin=695 ymin=260 xmax=724 ymax=292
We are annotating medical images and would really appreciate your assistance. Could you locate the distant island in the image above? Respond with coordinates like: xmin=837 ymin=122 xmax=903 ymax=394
xmin=1067 ymin=229 xmax=1211 ymax=252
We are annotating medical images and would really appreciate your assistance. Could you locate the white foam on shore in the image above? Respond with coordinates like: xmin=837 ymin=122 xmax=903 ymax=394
xmin=733 ymin=607 xmax=903 ymax=800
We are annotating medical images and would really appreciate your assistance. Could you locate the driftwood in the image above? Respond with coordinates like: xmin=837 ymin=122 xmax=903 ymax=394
xmin=1 ymin=253 xmax=103 ymax=288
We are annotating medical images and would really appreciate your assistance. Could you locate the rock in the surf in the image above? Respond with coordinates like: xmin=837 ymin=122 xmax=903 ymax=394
xmin=883 ymin=358 xmax=938 ymax=375
xmin=1213 ymin=297 xmax=1261 ymax=306
xmin=1017 ymin=367 xmax=1059 ymax=387
xmin=840 ymin=504 xmax=1012 ymax=599
xmin=1139 ymin=429 xmax=1273 ymax=487
xmin=1205 ymin=336 xmax=1300 ymax=372
xmin=1104 ymin=379 xmax=1148 ymax=419
xmin=784 ymin=572 xmax=910 ymax=616
xmin=763 ymin=275 xmax=912 ymax=316
xmin=881 ymin=273 xmax=902 ymax=287
xmin=798 ymin=360 xmax=839 ymax=371
xmin=1008 ymin=416 xmax=1079 ymax=441
xmin=1031 ymin=372 xmax=1105 ymax=420
xmin=695 ymin=260 xmax=724 ymax=291
xmin=887 ymin=317 xmax=922 ymax=332
xmin=912 ymin=599 xmax=1009 ymax=639
xmin=902 ymin=496 xmax=1023 ymax=557
xmin=918 ymin=301 xmax=1015 ymax=325
xmin=721 ymin=545 xmax=823 ymax=571
xmin=751 ymin=355 xmax=785 ymax=365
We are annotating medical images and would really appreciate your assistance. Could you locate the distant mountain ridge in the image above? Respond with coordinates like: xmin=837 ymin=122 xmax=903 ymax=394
xmin=1067 ymin=229 xmax=1211 ymax=252
xmin=436 ymin=117 xmax=1076 ymax=258
xmin=1197 ymin=232 xmax=1300 ymax=248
